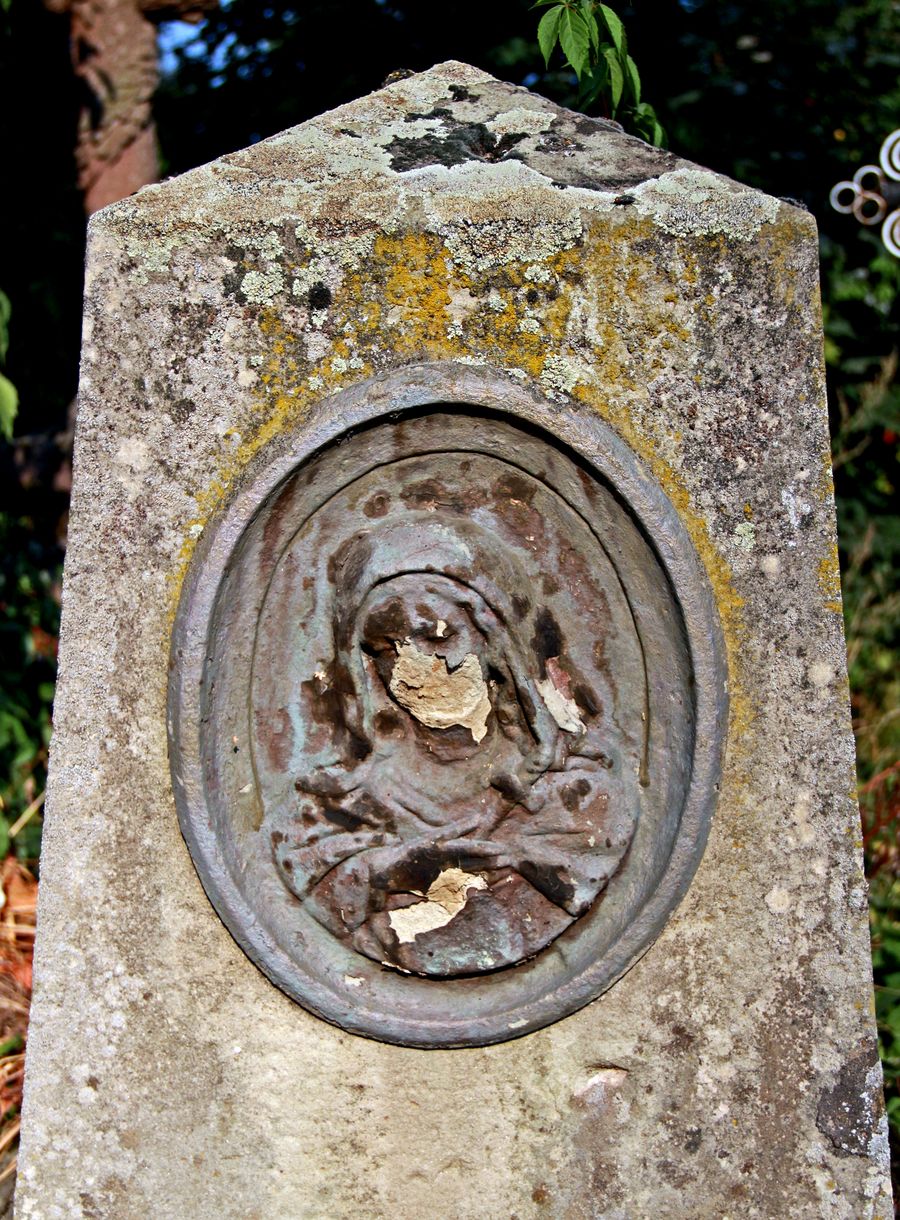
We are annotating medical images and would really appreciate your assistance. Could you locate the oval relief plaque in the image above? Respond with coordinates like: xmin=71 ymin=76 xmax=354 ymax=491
xmin=169 ymin=369 xmax=726 ymax=1047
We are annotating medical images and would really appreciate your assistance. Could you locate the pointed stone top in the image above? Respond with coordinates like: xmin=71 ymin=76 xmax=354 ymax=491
xmin=96 ymin=59 xmax=789 ymax=248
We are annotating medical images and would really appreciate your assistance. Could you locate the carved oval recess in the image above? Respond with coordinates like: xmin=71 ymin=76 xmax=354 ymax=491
xmin=169 ymin=367 xmax=727 ymax=1048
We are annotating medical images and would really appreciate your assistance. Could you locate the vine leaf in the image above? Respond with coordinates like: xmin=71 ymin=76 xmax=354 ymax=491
xmin=597 ymin=3 xmax=625 ymax=53
xmin=559 ymin=7 xmax=592 ymax=80
xmin=0 ymin=373 xmax=17 ymax=442
xmin=537 ymin=6 xmax=563 ymax=68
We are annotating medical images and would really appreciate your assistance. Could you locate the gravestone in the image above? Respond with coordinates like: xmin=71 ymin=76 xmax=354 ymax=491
xmin=16 ymin=62 xmax=891 ymax=1218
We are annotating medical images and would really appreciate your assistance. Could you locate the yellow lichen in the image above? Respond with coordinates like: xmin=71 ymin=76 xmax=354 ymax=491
xmin=818 ymin=542 xmax=844 ymax=615
xmin=166 ymin=212 xmax=776 ymax=753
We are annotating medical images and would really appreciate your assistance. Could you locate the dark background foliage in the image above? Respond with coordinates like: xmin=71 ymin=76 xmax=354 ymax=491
xmin=0 ymin=0 xmax=898 ymax=1182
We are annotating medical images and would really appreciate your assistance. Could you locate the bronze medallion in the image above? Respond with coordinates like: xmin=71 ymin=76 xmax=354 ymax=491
xmin=169 ymin=367 xmax=727 ymax=1047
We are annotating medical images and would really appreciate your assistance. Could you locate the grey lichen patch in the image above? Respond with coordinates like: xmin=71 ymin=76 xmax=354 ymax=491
xmin=632 ymin=168 xmax=780 ymax=239
xmin=223 ymin=227 xmax=285 ymax=261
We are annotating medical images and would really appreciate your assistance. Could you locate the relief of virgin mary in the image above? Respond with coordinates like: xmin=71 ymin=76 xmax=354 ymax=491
xmin=266 ymin=511 xmax=637 ymax=977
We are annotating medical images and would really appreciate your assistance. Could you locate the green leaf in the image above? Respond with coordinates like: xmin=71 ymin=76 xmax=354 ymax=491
xmin=0 ymin=372 xmax=17 ymax=442
xmin=579 ymin=0 xmax=600 ymax=53
xmin=559 ymin=7 xmax=592 ymax=79
xmin=537 ymin=7 xmax=563 ymax=67
xmin=0 ymin=291 xmax=10 ymax=365
xmin=597 ymin=3 xmax=625 ymax=53
xmin=603 ymin=45 xmax=624 ymax=111
xmin=530 ymin=0 xmax=561 ymax=8
xmin=624 ymin=53 xmax=641 ymax=104
xmin=579 ymin=59 xmax=608 ymax=108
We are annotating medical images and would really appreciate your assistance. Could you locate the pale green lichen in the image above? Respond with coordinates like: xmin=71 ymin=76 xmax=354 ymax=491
xmin=421 ymin=161 xmax=585 ymax=271
xmin=223 ymin=228 xmax=284 ymax=261
xmin=487 ymin=107 xmax=554 ymax=137
xmin=633 ymin=169 xmax=780 ymax=239
xmin=123 ymin=232 xmax=185 ymax=283
xmin=241 ymin=268 xmax=285 ymax=304
xmin=540 ymin=353 xmax=593 ymax=395
xmin=734 ymin=520 xmax=756 ymax=551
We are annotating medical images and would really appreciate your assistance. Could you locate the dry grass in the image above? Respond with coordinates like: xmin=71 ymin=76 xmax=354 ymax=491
xmin=0 ymin=857 xmax=37 ymax=1188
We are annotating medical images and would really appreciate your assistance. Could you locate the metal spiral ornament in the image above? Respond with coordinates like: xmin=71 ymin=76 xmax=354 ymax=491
xmin=880 ymin=129 xmax=900 ymax=181
xmin=830 ymin=129 xmax=900 ymax=256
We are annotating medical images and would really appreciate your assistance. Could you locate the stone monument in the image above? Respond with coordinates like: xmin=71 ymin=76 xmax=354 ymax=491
xmin=16 ymin=62 xmax=891 ymax=1217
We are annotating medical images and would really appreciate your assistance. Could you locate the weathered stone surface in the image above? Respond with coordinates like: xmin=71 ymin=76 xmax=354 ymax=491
xmin=16 ymin=61 xmax=890 ymax=1217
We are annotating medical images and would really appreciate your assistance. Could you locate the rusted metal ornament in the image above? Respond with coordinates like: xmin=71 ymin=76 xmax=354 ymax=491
xmin=168 ymin=365 xmax=727 ymax=1047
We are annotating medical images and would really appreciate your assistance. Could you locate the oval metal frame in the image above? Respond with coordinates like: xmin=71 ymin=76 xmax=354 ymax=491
xmin=168 ymin=363 xmax=728 ymax=1048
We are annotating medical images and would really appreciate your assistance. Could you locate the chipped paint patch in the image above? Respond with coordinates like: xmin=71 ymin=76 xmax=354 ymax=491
xmin=537 ymin=657 xmax=584 ymax=734
xmin=572 ymin=1068 xmax=629 ymax=1107
xmin=389 ymin=641 xmax=492 ymax=742
xmin=388 ymin=868 xmax=487 ymax=943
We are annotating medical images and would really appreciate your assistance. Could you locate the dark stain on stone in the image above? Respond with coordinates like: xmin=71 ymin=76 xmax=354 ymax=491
xmin=262 ymin=480 xmax=298 ymax=569
xmin=511 ymin=593 xmax=530 ymax=621
xmin=532 ymin=607 xmax=563 ymax=676
xmin=387 ymin=116 xmax=527 ymax=172
xmin=255 ymin=705 xmax=294 ymax=772
xmin=169 ymin=398 xmax=195 ymax=424
xmin=518 ymin=859 xmax=575 ymax=912
xmin=572 ymin=115 xmax=624 ymax=137
xmin=327 ymin=533 xmax=374 ymax=588
xmin=322 ymin=804 xmax=364 ymax=832
xmin=572 ymin=681 xmax=601 ymax=718
xmin=495 ymin=472 xmax=536 ymax=505
xmin=308 ymin=282 xmax=332 ymax=310
xmin=683 ymin=1127 xmax=702 ymax=1153
xmin=561 ymin=777 xmax=591 ymax=811
xmin=816 ymin=1045 xmax=884 ymax=1156
xmin=361 ymin=597 xmax=411 ymax=654
xmin=400 ymin=477 xmax=477 ymax=513
xmin=374 ymin=709 xmax=404 ymax=736
xmin=362 ymin=491 xmax=390 ymax=518
xmin=405 ymin=107 xmax=453 ymax=122
xmin=448 ymin=84 xmax=478 ymax=103
xmin=221 ymin=268 xmax=244 ymax=299
xmin=666 ymin=1023 xmax=696 ymax=1054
